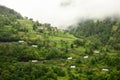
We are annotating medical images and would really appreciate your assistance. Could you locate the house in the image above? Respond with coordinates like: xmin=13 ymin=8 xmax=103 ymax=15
xmin=18 ymin=40 xmax=24 ymax=43
xmin=32 ymin=45 xmax=38 ymax=48
xmin=102 ymin=68 xmax=109 ymax=71
xmin=84 ymin=56 xmax=88 ymax=59
xmin=67 ymin=57 xmax=72 ymax=60
xmin=31 ymin=60 xmax=38 ymax=62
xmin=37 ymin=26 xmax=48 ymax=30
xmin=70 ymin=66 xmax=76 ymax=69
xmin=94 ymin=50 xmax=100 ymax=53
xmin=38 ymin=26 xmax=44 ymax=30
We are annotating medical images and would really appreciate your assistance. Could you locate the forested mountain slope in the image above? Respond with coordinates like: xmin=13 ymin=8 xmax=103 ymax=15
xmin=0 ymin=5 xmax=120 ymax=80
xmin=68 ymin=18 xmax=120 ymax=50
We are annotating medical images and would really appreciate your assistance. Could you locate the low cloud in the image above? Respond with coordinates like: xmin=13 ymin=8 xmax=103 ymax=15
xmin=0 ymin=0 xmax=120 ymax=29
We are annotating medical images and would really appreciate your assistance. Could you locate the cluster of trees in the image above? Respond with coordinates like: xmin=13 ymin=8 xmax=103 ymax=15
xmin=67 ymin=17 xmax=120 ymax=79
xmin=0 ymin=42 xmax=120 ymax=80
xmin=0 ymin=5 xmax=25 ymax=42
xmin=0 ymin=42 xmax=68 ymax=80
xmin=0 ymin=27 xmax=20 ymax=42
xmin=0 ymin=62 xmax=59 ymax=80
xmin=0 ymin=43 xmax=68 ymax=61
xmin=68 ymin=17 xmax=120 ymax=50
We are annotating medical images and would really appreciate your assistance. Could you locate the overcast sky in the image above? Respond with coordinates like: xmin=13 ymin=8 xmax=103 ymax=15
xmin=0 ymin=0 xmax=120 ymax=28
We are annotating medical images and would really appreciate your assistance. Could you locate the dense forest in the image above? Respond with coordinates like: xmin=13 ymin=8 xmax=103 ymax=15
xmin=0 ymin=5 xmax=120 ymax=80
xmin=68 ymin=18 xmax=120 ymax=50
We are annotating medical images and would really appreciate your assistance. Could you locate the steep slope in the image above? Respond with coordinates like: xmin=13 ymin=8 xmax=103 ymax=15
xmin=0 ymin=5 xmax=22 ymax=20
xmin=0 ymin=5 xmax=120 ymax=80
xmin=68 ymin=18 xmax=120 ymax=50
xmin=0 ymin=5 xmax=23 ymax=41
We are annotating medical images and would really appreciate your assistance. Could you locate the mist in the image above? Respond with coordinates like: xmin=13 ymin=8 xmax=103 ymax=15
xmin=0 ymin=0 xmax=120 ymax=29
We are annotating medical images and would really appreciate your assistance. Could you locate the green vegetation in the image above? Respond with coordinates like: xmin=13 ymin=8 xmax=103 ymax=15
xmin=0 ymin=5 xmax=120 ymax=80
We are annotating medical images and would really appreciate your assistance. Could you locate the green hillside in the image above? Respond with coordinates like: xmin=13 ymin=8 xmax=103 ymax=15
xmin=68 ymin=18 xmax=120 ymax=50
xmin=0 ymin=5 xmax=120 ymax=80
